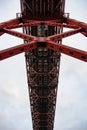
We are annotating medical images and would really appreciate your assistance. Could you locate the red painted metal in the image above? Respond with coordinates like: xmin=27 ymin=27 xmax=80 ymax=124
xmin=45 ymin=21 xmax=78 ymax=29
xmin=46 ymin=41 xmax=87 ymax=62
xmin=0 ymin=34 xmax=87 ymax=62
xmin=0 ymin=19 xmax=87 ymax=62
xmin=64 ymin=17 xmax=87 ymax=30
xmin=47 ymin=28 xmax=82 ymax=41
xmin=2 ymin=28 xmax=37 ymax=41
xmin=5 ymin=21 xmax=41 ymax=29
xmin=0 ymin=41 xmax=37 ymax=60
xmin=0 ymin=18 xmax=21 ymax=29
xmin=0 ymin=1 xmax=87 ymax=129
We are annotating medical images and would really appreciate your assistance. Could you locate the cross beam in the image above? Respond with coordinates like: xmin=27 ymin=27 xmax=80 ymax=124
xmin=0 ymin=17 xmax=87 ymax=62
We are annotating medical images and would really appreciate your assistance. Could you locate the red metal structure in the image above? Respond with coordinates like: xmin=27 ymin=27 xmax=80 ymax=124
xmin=0 ymin=0 xmax=87 ymax=130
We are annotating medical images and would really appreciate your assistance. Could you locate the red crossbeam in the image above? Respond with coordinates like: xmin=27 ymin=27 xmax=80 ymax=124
xmin=2 ymin=28 xmax=37 ymax=41
xmin=65 ymin=17 xmax=87 ymax=30
xmin=47 ymin=28 xmax=82 ymax=41
xmin=0 ymin=18 xmax=21 ymax=29
xmin=0 ymin=17 xmax=87 ymax=62
xmin=45 ymin=21 xmax=78 ymax=29
xmin=0 ymin=41 xmax=37 ymax=60
xmin=5 ymin=21 xmax=41 ymax=29
xmin=46 ymin=41 xmax=87 ymax=62
xmin=0 ymin=38 xmax=87 ymax=62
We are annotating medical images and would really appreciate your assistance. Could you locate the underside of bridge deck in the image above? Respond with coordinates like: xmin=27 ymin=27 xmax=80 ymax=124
xmin=20 ymin=0 xmax=65 ymax=130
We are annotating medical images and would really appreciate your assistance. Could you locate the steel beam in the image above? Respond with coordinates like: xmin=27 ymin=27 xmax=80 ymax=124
xmin=46 ymin=41 xmax=87 ymax=62
xmin=0 ymin=41 xmax=37 ymax=60
xmin=45 ymin=21 xmax=78 ymax=29
xmin=2 ymin=28 xmax=37 ymax=41
xmin=0 ymin=18 xmax=21 ymax=29
xmin=47 ymin=28 xmax=82 ymax=41
xmin=0 ymin=38 xmax=87 ymax=62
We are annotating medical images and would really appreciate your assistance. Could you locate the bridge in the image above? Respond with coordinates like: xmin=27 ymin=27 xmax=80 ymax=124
xmin=0 ymin=0 xmax=87 ymax=130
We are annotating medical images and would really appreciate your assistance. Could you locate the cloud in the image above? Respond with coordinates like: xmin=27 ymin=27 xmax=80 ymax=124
xmin=0 ymin=79 xmax=32 ymax=130
xmin=67 ymin=120 xmax=87 ymax=130
xmin=54 ymin=54 xmax=87 ymax=130
xmin=0 ymin=56 xmax=32 ymax=130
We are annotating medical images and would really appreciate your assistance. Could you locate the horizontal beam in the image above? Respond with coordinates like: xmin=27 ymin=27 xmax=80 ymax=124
xmin=45 ymin=21 xmax=78 ymax=29
xmin=6 ymin=21 xmax=41 ymax=29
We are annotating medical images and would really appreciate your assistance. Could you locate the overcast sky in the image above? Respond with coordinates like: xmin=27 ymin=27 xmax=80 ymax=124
xmin=0 ymin=0 xmax=87 ymax=130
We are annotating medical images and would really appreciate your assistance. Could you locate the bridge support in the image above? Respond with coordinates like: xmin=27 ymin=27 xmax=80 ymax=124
xmin=0 ymin=17 xmax=87 ymax=62
xmin=0 ymin=15 xmax=87 ymax=130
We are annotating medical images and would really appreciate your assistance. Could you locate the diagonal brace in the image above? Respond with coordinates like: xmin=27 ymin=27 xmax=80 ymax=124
xmin=0 ymin=18 xmax=21 ymax=29
xmin=2 ymin=28 xmax=37 ymax=41
xmin=46 ymin=40 xmax=87 ymax=62
xmin=0 ymin=37 xmax=87 ymax=62
xmin=0 ymin=41 xmax=37 ymax=61
xmin=47 ymin=28 xmax=83 ymax=41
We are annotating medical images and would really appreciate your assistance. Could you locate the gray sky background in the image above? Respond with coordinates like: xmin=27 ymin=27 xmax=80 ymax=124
xmin=0 ymin=0 xmax=87 ymax=130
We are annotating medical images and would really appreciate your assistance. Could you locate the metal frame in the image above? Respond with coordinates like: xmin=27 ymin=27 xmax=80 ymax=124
xmin=0 ymin=17 xmax=87 ymax=62
xmin=1 ymin=1 xmax=87 ymax=130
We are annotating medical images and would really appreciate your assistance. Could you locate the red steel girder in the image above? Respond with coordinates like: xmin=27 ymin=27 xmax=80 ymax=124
xmin=46 ymin=40 xmax=87 ymax=62
xmin=0 ymin=18 xmax=21 ymax=29
xmin=2 ymin=28 xmax=37 ymax=41
xmin=0 ymin=38 xmax=87 ymax=62
xmin=4 ymin=21 xmax=41 ymax=29
xmin=0 ymin=17 xmax=87 ymax=62
xmin=0 ymin=17 xmax=87 ymax=31
xmin=64 ymin=17 xmax=87 ymax=36
xmin=82 ymin=32 xmax=87 ymax=37
xmin=47 ymin=28 xmax=82 ymax=41
xmin=0 ymin=41 xmax=37 ymax=60
xmin=1 ymin=27 xmax=82 ymax=42
xmin=0 ymin=18 xmax=21 ymax=36
xmin=64 ymin=17 xmax=87 ymax=30
xmin=45 ymin=21 xmax=78 ymax=29
xmin=7 ymin=21 xmax=78 ymax=30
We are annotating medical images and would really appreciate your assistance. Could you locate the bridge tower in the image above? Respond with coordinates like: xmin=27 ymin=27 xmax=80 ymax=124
xmin=0 ymin=0 xmax=87 ymax=130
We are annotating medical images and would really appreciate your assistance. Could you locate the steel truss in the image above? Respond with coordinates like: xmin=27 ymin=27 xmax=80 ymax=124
xmin=0 ymin=17 xmax=87 ymax=61
xmin=0 ymin=16 xmax=87 ymax=130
